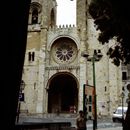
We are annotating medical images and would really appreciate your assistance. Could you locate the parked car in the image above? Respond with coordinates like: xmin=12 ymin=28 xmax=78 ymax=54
xmin=112 ymin=106 xmax=128 ymax=122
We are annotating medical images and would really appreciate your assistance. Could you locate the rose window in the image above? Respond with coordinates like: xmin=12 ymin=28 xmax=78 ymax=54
xmin=56 ymin=45 xmax=73 ymax=61
xmin=52 ymin=42 xmax=77 ymax=64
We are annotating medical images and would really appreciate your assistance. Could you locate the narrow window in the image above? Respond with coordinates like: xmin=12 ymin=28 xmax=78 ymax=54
xmin=105 ymin=86 xmax=107 ymax=92
xmin=89 ymin=105 xmax=92 ymax=112
xmin=94 ymin=49 xmax=97 ymax=54
xmin=122 ymin=72 xmax=127 ymax=80
xmin=28 ymin=52 xmax=35 ymax=61
xmin=32 ymin=52 xmax=35 ymax=61
xmin=98 ymin=49 xmax=101 ymax=53
xmin=89 ymin=95 xmax=92 ymax=103
xmin=50 ymin=9 xmax=55 ymax=27
xmin=28 ymin=52 xmax=31 ymax=61
xmin=32 ymin=8 xmax=38 ymax=24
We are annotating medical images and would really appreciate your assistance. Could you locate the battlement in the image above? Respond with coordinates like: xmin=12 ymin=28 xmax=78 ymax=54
xmin=48 ymin=24 xmax=77 ymax=31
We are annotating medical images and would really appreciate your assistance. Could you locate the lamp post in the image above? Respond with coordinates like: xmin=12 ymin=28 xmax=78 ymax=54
xmin=126 ymin=84 xmax=130 ymax=103
xmin=92 ymin=54 xmax=97 ymax=130
xmin=121 ymin=91 xmax=125 ymax=127
xmin=16 ymin=80 xmax=25 ymax=123
xmin=123 ymin=84 xmax=130 ymax=130
xmin=82 ymin=50 xmax=103 ymax=130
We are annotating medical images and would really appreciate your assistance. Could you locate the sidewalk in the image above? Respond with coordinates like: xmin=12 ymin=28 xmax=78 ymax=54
xmin=97 ymin=127 xmax=122 ymax=130
xmin=19 ymin=116 xmax=122 ymax=130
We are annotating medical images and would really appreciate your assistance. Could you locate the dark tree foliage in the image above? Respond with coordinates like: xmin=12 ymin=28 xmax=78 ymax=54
xmin=89 ymin=0 xmax=130 ymax=66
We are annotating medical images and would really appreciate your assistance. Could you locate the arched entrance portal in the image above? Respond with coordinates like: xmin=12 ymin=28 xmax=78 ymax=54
xmin=48 ymin=73 xmax=78 ymax=113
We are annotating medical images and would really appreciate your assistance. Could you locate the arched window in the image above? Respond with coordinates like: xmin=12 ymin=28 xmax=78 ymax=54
xmin=50 ymin=9 xmax=55 ymax=27
xmin=32 ymin=8 xmax=38 ymax=24
xmin=29 ymin=2 xmax=42 ymax=24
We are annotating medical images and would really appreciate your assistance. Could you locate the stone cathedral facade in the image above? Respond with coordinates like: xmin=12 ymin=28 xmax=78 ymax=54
xmin=20 ymin=0 xmax=124 ymax=119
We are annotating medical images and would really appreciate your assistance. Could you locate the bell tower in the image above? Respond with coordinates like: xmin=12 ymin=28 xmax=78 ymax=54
xmin=76 ymin=0 xmax=88 ymax=30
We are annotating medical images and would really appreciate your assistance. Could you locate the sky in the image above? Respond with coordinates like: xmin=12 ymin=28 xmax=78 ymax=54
xmin=56 ymin=0 xmax=76 ymax=26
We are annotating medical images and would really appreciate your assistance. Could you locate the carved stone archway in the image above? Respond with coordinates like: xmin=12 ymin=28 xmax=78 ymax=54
xmin=48 ymin=73 xmax=78 ymax=113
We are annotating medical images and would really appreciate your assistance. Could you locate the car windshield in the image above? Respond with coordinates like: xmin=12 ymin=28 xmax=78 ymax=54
xmin=115 ymin=109 xmax=126 ymax=114
xmin=115 ymin=109 xmax=122 ymax=114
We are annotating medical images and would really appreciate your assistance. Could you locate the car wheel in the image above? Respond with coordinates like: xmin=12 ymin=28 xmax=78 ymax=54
xmin=113 ymin=118 xmax=116 ymax=122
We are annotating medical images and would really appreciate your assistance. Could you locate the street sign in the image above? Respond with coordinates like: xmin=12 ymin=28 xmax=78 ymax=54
xmin=19 ymin=93 xmax=24 ymax=101
xmin=84 ymin=84 xmax=94 ymax=120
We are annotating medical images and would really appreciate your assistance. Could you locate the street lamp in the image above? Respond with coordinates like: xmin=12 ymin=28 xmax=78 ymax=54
xmin=121 ymin=91 xmax=125 ymax=127
xmin=20 ymin=80 xmax=25 ymax=90
xmin=126 ymin=84 xmax=130 ymax=103
xmin=82 ymin=50 xmax=103 ymax=130
xmin=16 ymin=80 xmax=25 ymax=123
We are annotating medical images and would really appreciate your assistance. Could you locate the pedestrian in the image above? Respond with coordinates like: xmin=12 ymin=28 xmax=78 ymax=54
xmin=98 ymin=111 xmax=102 ymax=119
xmin=76 ymin=110 xmax=87 ymax=130
xmin=74 ymin=105 xmax=76 ymax=113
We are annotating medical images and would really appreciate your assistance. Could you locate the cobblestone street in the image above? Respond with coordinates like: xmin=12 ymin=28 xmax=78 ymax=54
xmin=86 ymin=117 xmax=122 ymax=130
xmin=19 ymin=115 xmax=123 ymax=130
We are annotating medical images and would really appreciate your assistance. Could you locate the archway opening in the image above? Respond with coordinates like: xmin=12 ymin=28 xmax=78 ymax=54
xmin=48 ymin=73 xmax=78 ymax=113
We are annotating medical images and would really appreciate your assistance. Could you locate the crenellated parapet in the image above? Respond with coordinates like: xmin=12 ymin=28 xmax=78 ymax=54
xmin=27 ymin=24 xmax=77 ymax=32
xmin=47 ymin=24 xmax=80 ymax=51
xmin=48 ymin=24 xmax=76 ymax=31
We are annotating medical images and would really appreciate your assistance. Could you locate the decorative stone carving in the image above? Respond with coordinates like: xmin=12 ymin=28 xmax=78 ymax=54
xmin=51 ymin=40 xmax=78 ymax=64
